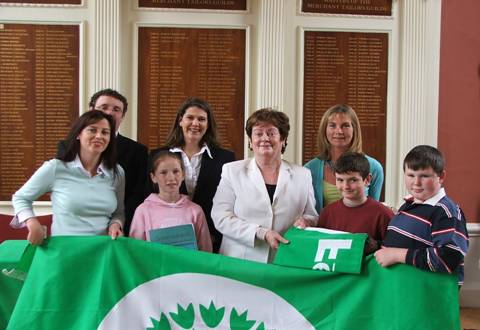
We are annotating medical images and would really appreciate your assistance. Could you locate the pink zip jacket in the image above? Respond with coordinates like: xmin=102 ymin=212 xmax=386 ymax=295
xmin=130 ymin=193 xmax=212 ymax=252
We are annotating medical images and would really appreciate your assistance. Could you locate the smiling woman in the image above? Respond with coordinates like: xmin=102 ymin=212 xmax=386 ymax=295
xmin=304 ymin=104 xmax=384 ymax=214
xmin=10 ymin=110 xmax=125 ymax=245
xmin=211 ymin=108 xmax=318 ymax=263
xmin=77 ymin=119 xmax=111 ymax=166
xmin=148 ymin=97 xmax=235 ymax=252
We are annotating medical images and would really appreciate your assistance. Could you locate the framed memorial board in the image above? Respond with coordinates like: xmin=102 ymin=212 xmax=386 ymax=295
xmin=302 ymin=31 xmax=388 ymax=170
xmin=301 ymin=0 xmax=391 ymax=16
xmin=0 ymin=0 xmax=81 ymax=4
xmin=137 ymin=27 xmax=246 ymax=159
xmin=0 ymin=23 xmax=79 ymax=200
xmin=138 ymin=0 xmax=247 ymax=11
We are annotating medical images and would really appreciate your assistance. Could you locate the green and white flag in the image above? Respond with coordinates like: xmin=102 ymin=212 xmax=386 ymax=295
xmin=274 ymin=227 xmax=367 ymax=274
xmin=3 ymin=236 xmax=460 ymax=329
xmin=0 ymin=240 xmax=28 ymax=330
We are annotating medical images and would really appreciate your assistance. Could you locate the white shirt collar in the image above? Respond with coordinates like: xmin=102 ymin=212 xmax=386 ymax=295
xmin=70 ymin=155 xmax=111 ymax=177
xmin=168 ymin=144 xmax=211 ymax=198
xmin=170 ymin=144 xmax=213 ymax=159
xmin=404 ymin=187 xmax=446 ymax=206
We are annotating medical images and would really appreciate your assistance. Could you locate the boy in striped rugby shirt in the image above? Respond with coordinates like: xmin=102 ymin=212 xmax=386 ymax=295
xmin=374 ymin=145 xmax=469 ymax=285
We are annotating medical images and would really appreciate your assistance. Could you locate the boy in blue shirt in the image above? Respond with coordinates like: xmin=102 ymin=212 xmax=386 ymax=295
xmin=374 ymin=145 xmax=469 ymax=284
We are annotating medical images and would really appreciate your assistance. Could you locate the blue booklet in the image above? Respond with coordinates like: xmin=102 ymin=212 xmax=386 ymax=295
xmin=149 ymin=224 xmax=198 ymax=250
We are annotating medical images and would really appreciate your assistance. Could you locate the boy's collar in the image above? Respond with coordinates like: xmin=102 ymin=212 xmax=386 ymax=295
xmin=404 ymin=187 xmax=446 ymax=205
xmin=342 ymin=196 xmax=368 ymax=208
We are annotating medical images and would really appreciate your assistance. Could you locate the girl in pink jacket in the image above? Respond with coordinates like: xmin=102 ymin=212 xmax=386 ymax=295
xmin=130 ymin=151 xmax=212 ymax=252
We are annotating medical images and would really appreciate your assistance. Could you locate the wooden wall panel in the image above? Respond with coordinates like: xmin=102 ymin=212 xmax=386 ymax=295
xmin=303 ymin=31 xmax=388 ymax=170
xmin=0 ymin=23 xmax=79 ymax=200
xmin=137 ymin=27 xmax=245 ymax=159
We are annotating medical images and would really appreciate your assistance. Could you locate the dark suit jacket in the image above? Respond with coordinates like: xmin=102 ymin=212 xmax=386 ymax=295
xmin=149 ymin=145 xmax=235 ymax=252
xmin=116 ymin=134 xmax=148 ymax=234
xmin=57 ymin=134 xmax=148 ymax=236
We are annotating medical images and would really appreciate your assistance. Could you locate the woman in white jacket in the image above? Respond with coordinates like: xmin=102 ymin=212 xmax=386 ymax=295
xmin=212 ymin=108 xmax=318 ymax=263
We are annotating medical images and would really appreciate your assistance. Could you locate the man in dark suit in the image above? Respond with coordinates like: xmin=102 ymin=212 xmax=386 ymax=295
xmin=58 ymin=89 xmax=148 ymax=236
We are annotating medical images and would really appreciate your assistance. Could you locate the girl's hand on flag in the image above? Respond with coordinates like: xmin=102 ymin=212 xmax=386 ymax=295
xmin=108 ymin=222 xmax=124 ymax=240
xmin=265 ymin=230 xmax=289 ymax=249
xmin=26 ymin=217 xmax=46 ymax=245
xmin=374 ymin=247 xmax=407 ymax=267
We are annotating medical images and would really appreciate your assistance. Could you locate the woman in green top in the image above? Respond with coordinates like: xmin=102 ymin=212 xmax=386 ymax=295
xmin=304 ymin=104 xmax=384 ymax=214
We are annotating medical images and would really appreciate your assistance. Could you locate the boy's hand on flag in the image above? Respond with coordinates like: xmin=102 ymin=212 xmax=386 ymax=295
xmin=374 ymin=247 xmax=407 ymax=267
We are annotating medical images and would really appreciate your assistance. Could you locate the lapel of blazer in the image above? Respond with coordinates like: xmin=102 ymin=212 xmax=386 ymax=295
xmin=115 ymin=134 xmax=128 ymax=167
xmin=246 ymin=158 xmax=273 ymax=206
xmin=169 ymin=148 xmax=188 ymax=195
xmin=273 ymin=160 xmax=293 ymax=203
xmin=193 ymin=150 xmax=213 ymax=198
xmin=116 ymin=134 xmax=125 ymax=152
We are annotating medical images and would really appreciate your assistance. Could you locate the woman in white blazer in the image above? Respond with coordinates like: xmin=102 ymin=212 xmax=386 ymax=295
xmin=212 ymin=108 xmax=318 ymax=263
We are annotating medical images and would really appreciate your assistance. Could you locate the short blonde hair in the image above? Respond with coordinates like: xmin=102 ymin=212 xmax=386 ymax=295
xmin=316 ymin=104 xmax=362 ymax=160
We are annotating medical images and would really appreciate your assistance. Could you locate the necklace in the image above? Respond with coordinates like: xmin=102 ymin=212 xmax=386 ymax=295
xmin=325 ymin=159 xmax=335 ymax=172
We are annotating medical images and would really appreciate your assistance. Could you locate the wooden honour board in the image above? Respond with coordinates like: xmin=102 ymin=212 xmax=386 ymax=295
xmin=137 ymin=27 xmax=246 ymax=159
xmin=303 ymin=31 xmax=388 ymax=170
xmin=138 ymin=0 xmax=247 ymax=11
xmin=0 ymin=23 xmax=79 ymax=200
xmin=0 ymin=0 xmax=81 ymax=4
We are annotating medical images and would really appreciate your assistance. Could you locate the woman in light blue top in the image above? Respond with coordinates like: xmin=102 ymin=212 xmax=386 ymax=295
xmin=12 ymin=110 xmax=125 ymax=245
xmin=304 ymin=104 xmax=384 ymax=214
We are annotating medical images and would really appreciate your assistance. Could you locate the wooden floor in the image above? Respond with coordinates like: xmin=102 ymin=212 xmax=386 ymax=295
xmin=461 ymin=308 xmax=480 ymax=330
